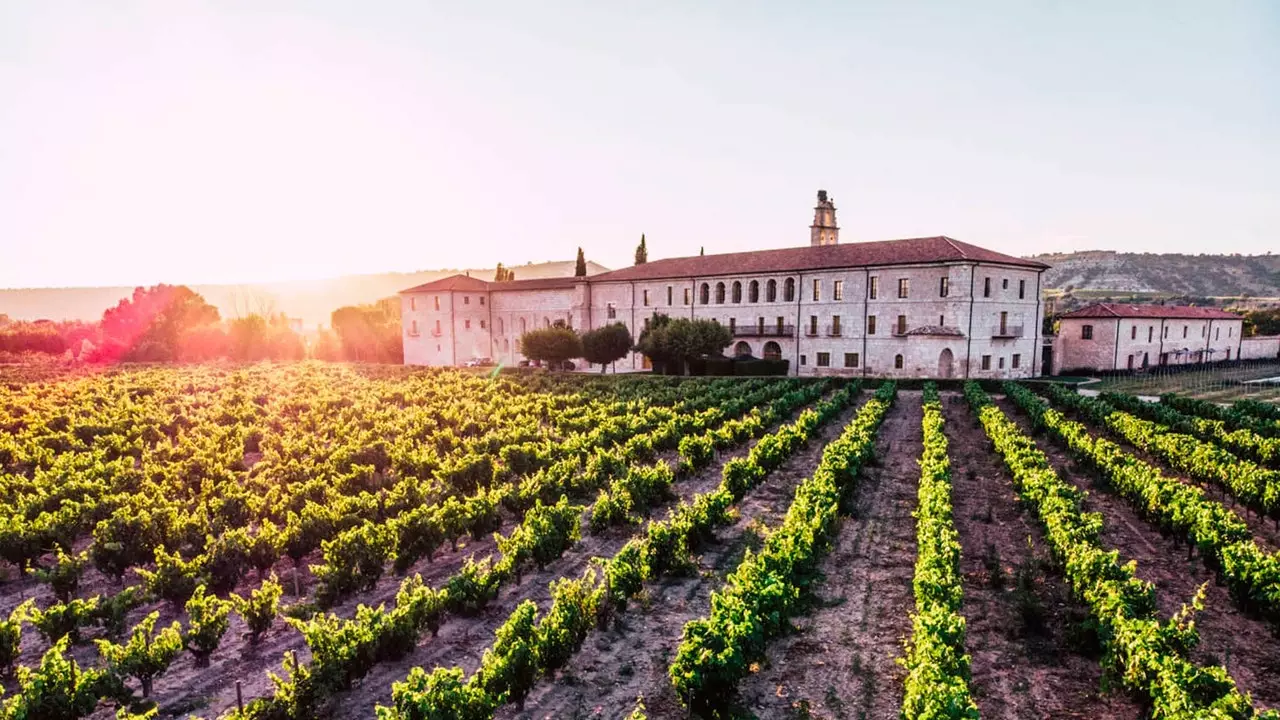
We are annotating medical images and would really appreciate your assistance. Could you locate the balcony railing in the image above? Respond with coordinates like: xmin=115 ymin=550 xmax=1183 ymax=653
xmin=733 ymin=324 xmax=795 ymax=338
xmin=827 ymin=325 xmax=843 ymax=337
xmin=992 ymin=325 xmax=1024 ymax=339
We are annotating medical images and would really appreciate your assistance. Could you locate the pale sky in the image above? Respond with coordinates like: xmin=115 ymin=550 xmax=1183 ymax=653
xmin=1 ymin=1 xmax=1276 ymax=289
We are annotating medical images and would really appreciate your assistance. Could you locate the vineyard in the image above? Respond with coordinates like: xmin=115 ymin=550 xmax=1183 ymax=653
xmin=2 ymin=364 xmax=1280 ymax=719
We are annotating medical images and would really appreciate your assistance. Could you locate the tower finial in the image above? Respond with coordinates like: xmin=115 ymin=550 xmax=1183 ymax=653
xmin=810 ymin=190 xmax=839 ymax=246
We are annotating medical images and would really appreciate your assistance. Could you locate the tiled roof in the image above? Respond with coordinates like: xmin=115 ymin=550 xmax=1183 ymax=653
xmin=1059 ymin=303 xmax=1240 ymax=320
xmin=399 ymin=275 xmax=490 ymax=293
xmin=587 ymin=236 xmax=1048 ymax=284
xmin=400 ymin=275 xmax=583 ymax=294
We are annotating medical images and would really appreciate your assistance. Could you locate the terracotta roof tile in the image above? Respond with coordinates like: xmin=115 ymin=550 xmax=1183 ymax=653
xmin=399 ymin=275 xmax=490 ymax=293
xmin=588 ymin=236 xmax=1047 ymax=284
xmin=1059 ymin=303 xmax=1240 ymax=320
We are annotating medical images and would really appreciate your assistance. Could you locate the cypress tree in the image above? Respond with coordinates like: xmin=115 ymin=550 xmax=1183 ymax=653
xmin=634 ymin=234 xmax=648 ymax=265
xmin=574 ymin=248 xmax=587 ymax=277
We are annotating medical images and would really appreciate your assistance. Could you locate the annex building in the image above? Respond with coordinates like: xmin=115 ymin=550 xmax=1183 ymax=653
xmin=400 ymin=191 xmax=1048 ymax=379
xmin=1051 ymin=303 xmax=1262 ymax=374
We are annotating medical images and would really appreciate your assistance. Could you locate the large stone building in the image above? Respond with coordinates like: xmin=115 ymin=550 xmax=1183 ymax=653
xmin=401 ymin=191 xmax=1048 ymax=378
xmin=1052 ymin=303 xmax=1248 ymax=373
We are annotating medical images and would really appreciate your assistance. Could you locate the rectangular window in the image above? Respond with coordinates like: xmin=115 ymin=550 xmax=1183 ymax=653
xmin=435 ymin=319 xmax=441 ymax=333
xmin=1082 ymin=324 xmax=1094 ymax=340
xmin=607 ymin=303 xmax=617 ymax=320
xmin=833 ymin=279 xmax=844 ymax=301
xmin=869 ymin=276 xmax=879 ymax=299
xmin=667 ymin=286 xmax=673 ymax=305
xmin=643 ymin=289 xmax=649 ymax=306
xmin=1002 ymin=278 xmax=1009 ymax=290
xmin=1131 ymin=326 xmax=1137 ymax=340
xmin=1229 ymin=327 xmax=1233 ymax=337
xmin=729 ymin=318 xmax=736 ymax=334
xmin=999 ymin=311 xmax=1008 ymax=334
xmin=776 ymin=316 xmax=785 ymax=333
xmin=758 ymin=317 xmax=765 ymax=334
xmin=684 ymin=288 xmax=691 ymax=305
xmin=896 ymin=314 xmax=907 ymax=334
xmin=939 ymin=314 xmax=945 ymax=326
xmin=983 ymin=277 xmax=991 ymax=298
xmin=464 ymin=296 xmax=471 ymax=305
xmin=831 ymin=315 xmax=842 ymax=336
xmin=939 ymin=277 xmax=949 ymax=297
xmin=434 ymin=296 xmax=441 ymax=311
xmin=812 ymin=279 xmax=821 ymax=302
xmin=1215 ymin=328 xmax=1220 ymax=340
xmin=844 ymin=352 xmax=859 ymax=368
xmin=1182 ymin=326 xmax=1187 ymax=338
xmin=897 ymin=278 xmax=909 ymax=298
xmin=464 ymin=319 xmax=471 ymax=329
xmin=981 ymin=355 xmax=991 ymax=370
xmin=1019 ymin=279 xmax=1026 ymax=299
xmin=410 ymin=320 xmax=418 ymax=335
xmin=1201 ymin=325 xmax=1206 ymax=337
xmin=800 ymin=354 xmax=807 ymax=366
xmin=1012 ymin=353 xmax=1021 ymax=369
xmin=867 ymin=315 xmax=877 ymax=335
xmin=817 ymin=352 xmax=831 ymax=367
xmin=998 ymin=356 xmax=1005 ymax=369
xmin=809 ymin=315 xmax=818 ymax=335
xmin=479 ymin=296 xmax=485 ymax=306
xmin=410 ymin=297 xmax=416 ymax=311
xmin=1149 ymin=327 xmax=1154 ymax=342
xmin=1163 ymin=326 xmax=1168 ymax=339
xmin=480 ymin=319 xmax=486 ymax=329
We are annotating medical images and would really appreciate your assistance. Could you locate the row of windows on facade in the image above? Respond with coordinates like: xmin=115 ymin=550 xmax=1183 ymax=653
xmin=1079 ymin=323 xmax=1234 ymax=341
xmin=408 ymin=315 xmax=569 ymax=337
xmin=1122 ymin=348 xmax=1233 ymax=370
xmin=409 ymin=295 xmax=486 ymax=312
xmin=796 ymin=351 xmax=1021 ymax=370
xmin=636 ymin=275 xmax=1026 ymax=307
xmin=622 ymin=309 xmax=1017 ymax=337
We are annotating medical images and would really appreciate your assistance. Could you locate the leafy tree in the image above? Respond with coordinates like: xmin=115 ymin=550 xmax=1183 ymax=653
xmin=635 ymin=315 xmax=732 ymax=374
xmin=331 ymin=298 xmax=403 ymax=363
xmin=700 ymin=247 xmax=705 ymax=256
xmin=574 ymin=247 xmax=587 ymax=277
xmin=95 ymin=284 xmax=221 ymax=362
xmin=580 ymin=323 xmax=632 ymax=372
xmin=634 ymin=234 xmax=648 ymax=265
xmin=96 ymin=611 xmax=184 ymax=698
xmin=1242 ymin=308 xmax=1280 ymax=337
xmin=519 ymin=326 xmax=582 ymax=369
xmin=231 ymin=574 xmax=283 ymax=643
xmin=493 ymin=264 xmax=516 ymax=282
xmin=183 ymin=585 xmax=231 ymax=666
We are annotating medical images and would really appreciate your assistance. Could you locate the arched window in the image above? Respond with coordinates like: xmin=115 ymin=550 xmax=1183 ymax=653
xmin=784 ymin=278 xmax=796 ymax=302
xmin=733 ymin=341 xmax=752 ymax=356
xmin=504 ymin=338 xmax=510 ymax=351
xmin=731 ymin=281 xmax=742 ymax=304
xmin=894 ymin=354 xmax=904 ymax=369
xmin=766 ymin=279 xmax=777 ymax=302
xmin=715 ymin=282 xmax=726 ymax=304
xmin=700 ymin=283 xmax=710 ymax=304
xmin=520 ymin=318 xmax=527 ymax=333
xmin=497 ymin=318 xmax=504 ymax=334
xmin=749 ymin=280 xmax=759 ymax=303
xmin=763 ymin=341 xmax=782 ymax=360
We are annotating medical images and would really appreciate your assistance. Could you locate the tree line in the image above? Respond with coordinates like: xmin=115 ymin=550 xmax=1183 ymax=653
xmin=0 ymin=284 xmax=404 ymax=364
xmin=517 ymin=313 xmax=734 ymax=374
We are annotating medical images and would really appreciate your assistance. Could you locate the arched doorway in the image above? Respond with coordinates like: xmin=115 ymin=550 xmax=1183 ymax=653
xmin=763 ymin=341 xmax=782 ymax=360
xmin=938 ymin=348 xmax=954 ymax=378
xmin=734 ymin=341 xmax=752 ymax=356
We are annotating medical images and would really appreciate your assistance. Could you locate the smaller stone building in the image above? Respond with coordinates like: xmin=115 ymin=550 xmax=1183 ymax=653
xmin=1052 ymin=303 xmax=1245 ymax=374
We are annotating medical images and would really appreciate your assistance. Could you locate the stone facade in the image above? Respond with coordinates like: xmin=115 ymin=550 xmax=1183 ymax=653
xmin=401 ymin=192 xmax=1047 ymax=378
xmin=1052 ymin=306 xmax=1247 ymax=374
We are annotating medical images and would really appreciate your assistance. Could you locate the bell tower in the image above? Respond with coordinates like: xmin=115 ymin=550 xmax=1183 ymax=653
xmin=810 ymin=189 xmax=839 ymax=246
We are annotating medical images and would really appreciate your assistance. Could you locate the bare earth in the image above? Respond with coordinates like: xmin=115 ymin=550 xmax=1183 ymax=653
xmin=944 ymin=394 xmax=1141 ymax=720
xmin=998 ymin=397 xmax=1280 ymax=714
xmin=498 ymin=401 xmax=866 ymax=720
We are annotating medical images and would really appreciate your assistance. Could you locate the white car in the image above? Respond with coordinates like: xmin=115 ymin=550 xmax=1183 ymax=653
xmin=464 ymin=357 xmax=494 ymax=367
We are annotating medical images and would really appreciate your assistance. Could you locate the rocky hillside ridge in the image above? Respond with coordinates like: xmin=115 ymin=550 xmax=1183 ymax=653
xmin=1030 ymin=250 xmax=1280 ymax=297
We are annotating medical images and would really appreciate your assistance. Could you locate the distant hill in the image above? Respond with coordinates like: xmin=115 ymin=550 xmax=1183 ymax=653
xmin=0 ymin=259 xmax=611 ymax=328
xmin=1031 ymin=251 xmax=1280 ymax=298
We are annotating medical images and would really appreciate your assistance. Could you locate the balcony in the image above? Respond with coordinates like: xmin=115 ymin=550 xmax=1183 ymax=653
xmin=733 ymin=324 xmax=795 ymax=338
xmin=992 ymin=325 xmax=1024 ymax=339
xmin=827 ymin=325 xmax=843 ymax=337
